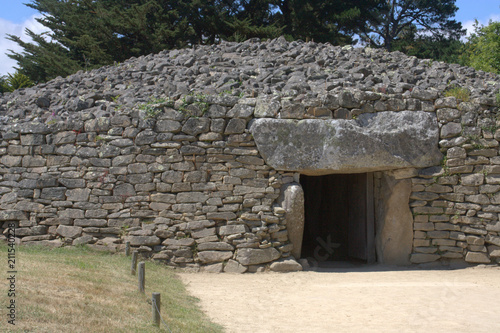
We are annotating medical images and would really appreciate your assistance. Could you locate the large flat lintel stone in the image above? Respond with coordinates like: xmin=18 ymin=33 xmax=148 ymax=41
xmin=250 ymin=111 xmax=442 ymax=174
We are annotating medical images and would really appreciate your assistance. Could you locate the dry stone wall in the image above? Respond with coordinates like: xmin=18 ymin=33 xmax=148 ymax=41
xmin=0 ymin=37 xmax=499 ymax=271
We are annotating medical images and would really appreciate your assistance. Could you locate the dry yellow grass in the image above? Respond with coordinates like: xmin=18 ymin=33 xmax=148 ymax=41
xmin=0 ymin=244 xmax=223 ymax=333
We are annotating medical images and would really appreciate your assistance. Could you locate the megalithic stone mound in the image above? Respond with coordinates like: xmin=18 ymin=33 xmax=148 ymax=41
xmin=0 ymin=36 xmax=499 ymax=271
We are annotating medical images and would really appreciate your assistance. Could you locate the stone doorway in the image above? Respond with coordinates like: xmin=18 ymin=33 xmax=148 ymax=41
xmin=300 ymin=173 xmax=375 ymax=264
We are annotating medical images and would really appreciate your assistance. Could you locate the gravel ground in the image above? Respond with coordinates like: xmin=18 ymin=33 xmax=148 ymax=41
xmin=180 ymin=265 xmax=500 ymax=333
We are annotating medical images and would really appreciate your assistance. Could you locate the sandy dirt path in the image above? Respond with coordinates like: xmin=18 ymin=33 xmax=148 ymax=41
xmin=180 ymin=265 xmax=500 ymax=333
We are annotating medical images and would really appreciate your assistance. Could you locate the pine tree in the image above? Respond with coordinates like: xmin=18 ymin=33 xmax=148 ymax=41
xmin=358 ymin=0 xmax=465 ymax=51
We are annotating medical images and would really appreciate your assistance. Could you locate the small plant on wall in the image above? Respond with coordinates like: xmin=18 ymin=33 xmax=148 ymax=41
xmin=137 ymin=96 xmax=173 ymax=119
xmin=443 ymin=85 xmax=470 ymax=102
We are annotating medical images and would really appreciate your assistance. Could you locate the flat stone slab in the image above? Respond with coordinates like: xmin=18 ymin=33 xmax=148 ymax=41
xmin=251 ymin=111 xmax=442 ymax=175
xmin=270 ymin=258 xmax=303 ymax=272
xmin=236 ymin=247 xmax=280 ymax=265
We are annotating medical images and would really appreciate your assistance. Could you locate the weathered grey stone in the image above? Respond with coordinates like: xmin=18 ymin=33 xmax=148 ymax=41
xmin=338 ymin=91 xmax=360 ymax=108
xmin=59 ymin=209 xmax=84 ymax=219
xmin=251 ymin=112 xmax=442 ymax=174
xmin=461 ymin=174 xmax=484 ymax=186
xmin=126 ymin=235 xmax=161 ymax=246
xmin=269 ymin=258 xmax=303 ymax=272
xmin=151 ymin=193 xmax=176 ymax=203
xmin=447 ymin=147 xmax=467 ymax=159
xmin=21 ymin=134 xmax=44 ymax=146
xmin=127 ymin=173 xmax=153 ymax=184
xmin=436 ymin=108 xmax=461 ymax=121
xmin=84 ymin=117 xmax=110 ymax=132
xmin=233 ymin=186 xmax=266 ymax=195
xmin=77 ymin=147 xmax=98 ymax=158
xmin=227 ymin=104 xmax=254 ymax=119
xmin=224 ymin=118 xmax=247 ymax=134
xmin=207 ymin=212 xmax=237 ymax=220
xmin=41 ymin=187 xmax=66 ymax=200
xmin=197 ymin=250 xmax=233 ymax=264
xmin=56 ymin=225 xmax=83 ymax=238
xmin=112 ymin=155 xmax=135 ymax=166
xmin=113 ymin=183 xmax=136 ymax=197
xmin=236 ymin=247 xmax=280 ymax=265
xmin=53 ymin=131 xmax=77 ymax=145
xmin=135 ymin=130 xmax=157 ymax=145
xmin=162 ymin=238 xmax=195 ymax=247
xmin=74 ymin=219 xmax=107 ymax=227
xmin=280 ymin=103 xmax=304 ymax=118
xmin=1 ymin=156 xmax=22 ymax=167
xmin=376 ymin=175 xmax=413 ymax=265
xmin=410 ymin=192 xmax=439 ymax=201
xmin=18 ymin=122 xmax=50 ymax=134
xmin=486 ymin=235 xmax=500 ymax=247
xmin=156 ymin=120 xmax=181 ymax=133
xmin=223 ymin=259 xmax=248 ymax=273
xmin=72 ymin=235 xmax=94 ymax=246
xmin=219 ymin=224 xmax=247 ymax=236
xmin=200 ymin=263 xmax=224 ymax=273
xmin=192 ymin=228 xmax=216 ymax=238
xmin=66 ymin=188 xmax=91 ymax=202
xmin=278 ymin=183 xmax=303 ymax=259
xmin=176 ymin=192 xmax=208 ymax=203
xmin=182 ymin=118 xmax=210 ymax=136
xmin=0 ymin=210 xmax=27 ymax=221
xmin=440 ymin=122 xmax=462 ymax=138
xmin=255 ymin=99 xmax=279 ymax=118
xmin=465 ymin=251 xmax=490 ymax=263
xmin=198 ymin=242 xmax=234 ymax=251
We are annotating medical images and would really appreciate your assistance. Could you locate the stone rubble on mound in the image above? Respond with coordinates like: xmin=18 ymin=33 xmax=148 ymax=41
xmin=0 ymin=36 xmax=498 ymax=126
xmin=0 ymin=37 xmax=499 ymax=272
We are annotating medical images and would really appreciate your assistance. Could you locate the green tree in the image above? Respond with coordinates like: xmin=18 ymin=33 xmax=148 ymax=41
xmin=358 ymin=0 xmax=465 ymax=51
xmin=7 ymin=0 xmax=280 ymax=83
xmin=462 ymin=20 xmax=500 ymax=74
xmin=272 ymin=0 xmax=384 ymax=44
xmin=0 ymin=76 xmax=8 ymax=94
xmin=0 ymin=71 xmax=34 ymax=93
xmin=5 ymin=0 xmax=387 ymax=83
xmin=390 ymin=24 xmax=464 ymax=63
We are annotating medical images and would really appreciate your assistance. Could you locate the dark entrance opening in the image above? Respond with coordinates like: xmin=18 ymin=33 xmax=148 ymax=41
xmin=300 ymin=173 xmax=375 ymax=263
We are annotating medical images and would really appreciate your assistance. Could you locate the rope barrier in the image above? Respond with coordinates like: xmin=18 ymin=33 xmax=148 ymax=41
xmin=152 ymin=297 xmax=173 ymax=333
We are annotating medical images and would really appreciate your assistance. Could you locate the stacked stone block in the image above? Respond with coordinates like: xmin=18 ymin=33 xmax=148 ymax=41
xmin=410 ymin=96 xmax=500 ymax=265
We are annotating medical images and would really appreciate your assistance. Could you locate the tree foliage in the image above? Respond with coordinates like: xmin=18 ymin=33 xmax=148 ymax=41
xmin=461 ymin=20 xmax=500 ymax=74
xmin=0 ymin=71 xmax=35 ymax=93
xmin=6 ymin=0 xmax=384 ymax=83
xmin=358 ymin=0 xmax=465 ymax=51
xmin=390 ymin=24 xmax=464 ymax=64
xmin=5 ymin=0 xmax=472 ymax=82
xmin=271 ymin=0 xmax=384 ymax=44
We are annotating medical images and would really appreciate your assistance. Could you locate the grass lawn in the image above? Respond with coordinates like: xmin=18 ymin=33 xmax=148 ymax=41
xmin=0 ymin=243 xmax=223 ymax=333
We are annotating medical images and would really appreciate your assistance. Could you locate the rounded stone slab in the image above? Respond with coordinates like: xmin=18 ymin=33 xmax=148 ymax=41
xmin=250 ymin=111 xmax=442 ymax=175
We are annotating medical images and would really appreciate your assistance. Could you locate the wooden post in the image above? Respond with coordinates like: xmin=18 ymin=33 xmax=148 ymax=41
xmin=125 ymin=241 xmax=131 ymax=256
xmin=138 ymin=261 xmax=145 ymax=293
xmin=152 ymin=293 xmax=161 ymax=327
xmin=131 ymin=251 xmax=138 ymax=275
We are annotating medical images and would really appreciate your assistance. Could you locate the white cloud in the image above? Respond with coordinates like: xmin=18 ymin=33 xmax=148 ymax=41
xmin=0 ymin=15 xmax=48 ymax=76
xmin=463 ymin=14 xmax=500 ymax=38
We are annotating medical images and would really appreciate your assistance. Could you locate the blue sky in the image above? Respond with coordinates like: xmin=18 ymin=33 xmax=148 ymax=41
xmin=0 ymin=0 xmax=499 ymax=76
